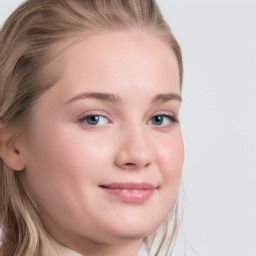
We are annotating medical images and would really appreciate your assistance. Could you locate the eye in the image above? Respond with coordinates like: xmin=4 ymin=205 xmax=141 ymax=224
xmin=148 ymin=114 xmax=178 ymax=127
xmin=78 ymin=115 xmax=109 ymax=126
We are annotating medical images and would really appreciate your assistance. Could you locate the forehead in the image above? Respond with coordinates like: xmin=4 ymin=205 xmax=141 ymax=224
xmin=44 ymin=32 xmax=180 ymax=101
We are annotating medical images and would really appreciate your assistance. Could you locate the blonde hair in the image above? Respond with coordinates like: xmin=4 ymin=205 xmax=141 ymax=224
xmin=0 ymin=0 xmax=183 ymax=255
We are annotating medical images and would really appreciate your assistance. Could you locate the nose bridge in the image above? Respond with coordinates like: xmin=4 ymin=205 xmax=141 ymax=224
xmin=115 ymin=123 xmax=154 ymax=169
xmin=125 ymin=125 xmax=146 ymax=152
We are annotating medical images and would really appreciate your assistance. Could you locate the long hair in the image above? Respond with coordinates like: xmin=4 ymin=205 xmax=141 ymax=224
xmin=0 ymin=1 xmax=183 ymax=255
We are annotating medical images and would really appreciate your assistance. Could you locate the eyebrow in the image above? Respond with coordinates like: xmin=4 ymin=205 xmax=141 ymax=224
xmin=65 ymin=92 xmax=182 ymax=104
xmin=65 ymin=92 xmax=122 ymax=104
xmin=151 ymin=93 xmax=182 ymax=104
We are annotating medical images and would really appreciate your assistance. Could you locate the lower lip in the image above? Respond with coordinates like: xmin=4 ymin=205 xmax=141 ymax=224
xmin=100 ymin=187 xmax=155 ymax=203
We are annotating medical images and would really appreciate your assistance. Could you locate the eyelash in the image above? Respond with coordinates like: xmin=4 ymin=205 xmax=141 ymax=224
xmin=149 ymin=114 xmax=179 ymax=126
xmin=77 ymin=112 xmax=179 ymax=128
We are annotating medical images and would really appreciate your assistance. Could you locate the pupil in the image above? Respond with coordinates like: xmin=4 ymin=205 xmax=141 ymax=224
xmin=88 ymin=115 xmax=99 ymax=125
xmin=153 ymin=116 xmax=163 ymax=125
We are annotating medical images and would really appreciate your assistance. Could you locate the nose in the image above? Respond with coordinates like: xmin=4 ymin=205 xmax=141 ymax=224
xmin=114 ymin=126 xmax=154 ymax=170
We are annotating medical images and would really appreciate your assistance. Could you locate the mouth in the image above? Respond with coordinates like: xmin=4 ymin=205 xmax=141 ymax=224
xmin=99 ymin=182 xmax=159 ymax=203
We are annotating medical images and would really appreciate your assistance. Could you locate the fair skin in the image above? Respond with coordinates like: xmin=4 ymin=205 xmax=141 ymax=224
xmin=4 ymin=32 xmax=184 ymax=256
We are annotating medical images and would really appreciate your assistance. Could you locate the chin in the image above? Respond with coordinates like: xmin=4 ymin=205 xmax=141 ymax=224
xmin=108 ymin=220 xmax=160 ymax=242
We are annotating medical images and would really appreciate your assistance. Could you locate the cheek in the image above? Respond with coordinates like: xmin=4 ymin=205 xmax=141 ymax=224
xmin=23 ymin=128 xmax=110 ymax=223
xmin=24 ymin=125 xmax=113 ymax=196
xmin=156 ymin=130 xmax=184 ymax=187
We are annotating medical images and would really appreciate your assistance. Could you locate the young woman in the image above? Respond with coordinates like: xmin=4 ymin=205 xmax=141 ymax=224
xmin=0 ymin=0 xmax=184 ymax=255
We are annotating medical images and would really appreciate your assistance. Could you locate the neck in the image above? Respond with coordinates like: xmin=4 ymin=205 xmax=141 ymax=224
xmin=41 ymin=231 xmax=144 ymax=256
xmin=49 ymin=238 xmax=144 ymax=256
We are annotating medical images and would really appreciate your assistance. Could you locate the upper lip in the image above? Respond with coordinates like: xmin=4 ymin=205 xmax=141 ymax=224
xmin=99 ymin=182 xmax=158 ymax=190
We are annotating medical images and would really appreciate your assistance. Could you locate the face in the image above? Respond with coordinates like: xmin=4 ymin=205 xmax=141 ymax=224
xmin=21 ymin=32 xmax=184 ymax=253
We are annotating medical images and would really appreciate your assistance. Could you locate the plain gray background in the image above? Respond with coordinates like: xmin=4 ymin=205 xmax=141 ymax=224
xmin=1 ymin=1 xmax=255 ymax=256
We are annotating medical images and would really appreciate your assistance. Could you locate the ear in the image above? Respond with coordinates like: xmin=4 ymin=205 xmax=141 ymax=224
xmin=0 ymin=127 xmax=26 ymax=171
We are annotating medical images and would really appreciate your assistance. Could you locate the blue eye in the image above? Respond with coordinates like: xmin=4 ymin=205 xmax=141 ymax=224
xmin=78 ymin=115 xmax=108 ymax=126
xmin=149 ymin=114 xmax=178 ymax=126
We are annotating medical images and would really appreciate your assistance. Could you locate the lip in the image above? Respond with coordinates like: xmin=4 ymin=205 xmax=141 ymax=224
xmin=99 ymin=182 xmax=158 ymax=203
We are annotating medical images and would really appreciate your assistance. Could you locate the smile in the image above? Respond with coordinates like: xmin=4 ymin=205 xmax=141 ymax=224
xmin=99 ymin=182 xmax=158 ymax=203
